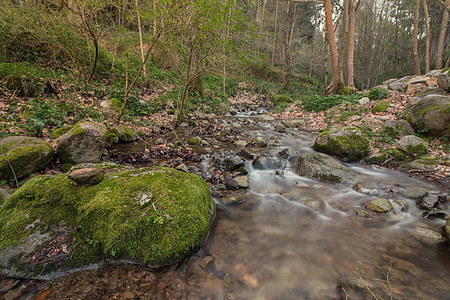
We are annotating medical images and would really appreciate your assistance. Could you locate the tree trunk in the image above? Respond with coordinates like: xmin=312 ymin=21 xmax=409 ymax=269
xmin=283 ymin=1 xmax=293 ymax=87
xmin=413 ymin=0 xmax=421 ymax=75
xmin=436 ymin=0 xmax=450 ymax=69
xmin=135 ymin=0 xmax=148 ymax=84
xmin=324 ymin=0 xmax=342 ymax=93
xmin=422 ymin=0 xmax=430 ymax=73
xmin=346 ymin=0 xmax=356 ymax=87
xmin=271 ymin=1 xmax=279 ymax=66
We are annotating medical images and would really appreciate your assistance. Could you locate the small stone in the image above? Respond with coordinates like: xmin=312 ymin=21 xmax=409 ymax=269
xmin=358 ymin=97 xmax=370 ymax=105
xmin=122 ymin=291 xmax=136 ymax=299
xmin=357 ymin=210 xmax=369 ymax=217
xmin=295 ymin=181 xmax=309 ymax=188
xmin=175 ymin=164 xmax=189 ymax=173
xmin=200 ymin=255 xmax=214 ymax=269
xmin=234 ymin=140 xmax=247 ymax=147
xmin=68 ymin=168 xmax=105 ymax=185
xmin=274 ymin=124 xmax=286 ymax=133
xmin=366 ymin=198 xmax=393 ymax=213
xmin=254 ymin=137 xmax=267 ymax=147
xmin=155 ymin=138 xmax=164 ymax=145
xmin=224 ymin=174 xmax=239 ymax=190
xmin=234 ymin=176 xmax=248 ymax=188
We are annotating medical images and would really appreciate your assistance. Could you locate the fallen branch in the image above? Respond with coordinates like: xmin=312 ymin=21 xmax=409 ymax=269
xmin=3 ymin=153 xmax=19 ymax=188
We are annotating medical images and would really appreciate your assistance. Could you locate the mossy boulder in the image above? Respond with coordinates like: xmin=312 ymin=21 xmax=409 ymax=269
xmin=383 ymin=120 xmax=414 ymax=139
xmin=0 ymin=136 xmax=54 ymax=179
xmin=0 ymin=164 xmax=214 ymax=278
xmin=50 ymin=126 xmax=73 ymax=139
xmin=397 ymin=135 xmax=428 ymax=157
xmin=273 ymin=94 xmax=294 ymax=106
xmin=365 ymin=152 xmax=389 ymax=165
xmin=372 ymin=101 xmax=392 ymax=113
xmin=114 ymin=125 xmax=136 ymax=143
xmin=294 ymin=152 xmax=359 ymax=184
xmin=56 ymin=122 xmax=107 ymax=164
xmin=313 ymin=126 xmax=370 ymax=162
xmin=409 ymin=94 xmax=450 ymax=137
xmin=437 ymin=69 xmax=449 ymax=91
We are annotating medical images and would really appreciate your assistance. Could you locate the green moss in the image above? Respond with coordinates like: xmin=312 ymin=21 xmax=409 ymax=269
xmin=314 ymin=127 xmax=369 ymax=162
xmin=0 ymin=166 xmax=214 ymax=275
xmin=70 ymin=123 xmax=87 ymax=136
xmin=104 ymin=129 xmax=119 ymax=147
xmin=405 ymin=143 xmax=428 ymax=156
xmin=111 ymin=98 xmax=125 ymax=113
xmin=372 ymin=102 xmax=392 ymax=113
xmin=116 ymin=125 xmax=135 ymax=142
xmin=274 ymin=94 xmax=294 ymax=106
xmin=51 ymin=126 xmax=73 ymax=139
xmin=390 ymin=148 xmax=406 ymax=161
xmin=365 ymin=152 xmax=389 ymax=165
xmin=61 ymin=163 xmax=74 ymax=173
xmin=0 ymin=139 xmax=54 ymax=179
xmin=441 ymin=67 xmax=450 ymax=73
xmin=188 ymin=137 xmax=200 ymax=145
xmin=337 ymin=82 xmax=356 ymax=96
xmin=315 ymin=173 xmax=342 ymax=183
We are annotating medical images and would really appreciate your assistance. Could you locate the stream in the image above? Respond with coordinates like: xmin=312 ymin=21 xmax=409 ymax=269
xmin=1 ymin=113 xmax=450 ymax=300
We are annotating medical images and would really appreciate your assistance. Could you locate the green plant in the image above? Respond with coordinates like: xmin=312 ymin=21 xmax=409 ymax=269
xmin=300 ymin=94 xmax=361 ymax=112
xmin=369 ymin=87 xmax=390 ymax=101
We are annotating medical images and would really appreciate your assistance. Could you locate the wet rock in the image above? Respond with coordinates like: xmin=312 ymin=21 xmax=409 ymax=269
xmin=277 ymin=148 xmax=291 ymax=159
xmin=295 ymin=181 xmax=309 ymax=188
xmin=254 ymin=137 xmax=267 ymax=147
xmin=294 ymin=153 xmax=359 ymax=184
xmin=238 ymin=149 xmax=254 ymax=160
xmin=366 ymin=198 xmax=393 ymax=213
xmin=200 ymin=255 xmax=214 ymax=269
xmin=383 ymin=120 xmax=414 ymax=139
xmin=234 ymin=140 xmax=248 ymax=147
xmin=365 ymin=151 xmax=389 ymax=165
xmin=417 ymin=193 xmax=447 ymax=210
xmin=443 ymin=219 xmax=450 ymax=242
xmin=313 ymin=126 xmax=369 ymax=162
xmin=408 ymin=227 xmax=445 ymax=243
xmin=252 ymin=155 xmax=284 ymax=170
xmin=274 ymin=124 xmax=286 ymax=133
xmin=0 ymin=136 xmax=54 ymax=179
xmin=224 ymin=174 xmax=239 ymax=190
xmin=56 ymin=122 xmax=107 ymax=165
xmin=234 ymin=176 xmax=248 ymax=188
xmin=422 ymin=210 xmax=447 ymax=220
xmin=401 ymin=155 xmax=438 ymax=172
xmin=68 ymin=168 xmax=105 ymax=185
xmin=410 ymin=94 xmax=450 ymax=137
xmin=357 ymin=210 xmax=369 ymax=217
xmin=223 ymin=155 xmax=245 ymax=171
xmin=397 ymin=135 xmax=428 ymax=156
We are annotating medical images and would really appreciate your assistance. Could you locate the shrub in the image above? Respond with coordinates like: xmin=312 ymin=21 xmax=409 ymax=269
xmin=369 ymin=87 xmax=390 ymax=101
xmin=300 ymin=94 xmax=360 ymax=112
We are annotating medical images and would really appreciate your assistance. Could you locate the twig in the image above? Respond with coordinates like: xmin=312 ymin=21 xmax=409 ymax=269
xmin=3 ymin=153 xmax=19 ymax=188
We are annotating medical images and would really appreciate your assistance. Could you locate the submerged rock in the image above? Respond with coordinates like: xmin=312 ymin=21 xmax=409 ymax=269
xmin=252 ymin=155 xmax=284 ymax=170
xmin=0 ymin=136 xmax=54 ymax=179
xmin=313 ymin=126 xmax=369 ymax=162
xmin=56 ymin=122 xmax=107 ymax=164
xmin=0 ymin=164 xmax=214 ymax=278
xmin=294 ymin=152 xmax=359 ymax=184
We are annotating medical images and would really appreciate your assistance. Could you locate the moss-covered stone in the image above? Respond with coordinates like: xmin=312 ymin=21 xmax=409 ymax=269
xmin=111 ymin=98 xmax=125 ymax=113
xmin=409 ymin=95 xmax=450 ymax=137
xmin=50 ymin=126 xmax=74 ymax=139
xmin=313 ymin=126 xmax=370 ymax=162
xmin=397 ymin=135 xmax=428 ymax=157
xmin=365 ymin=152 xmax=389 ymax=165
xmin=0 ymin=136 xmax=54 ymax=179
xmin=273 ymin=94 xmax=294 ymax=106
xmin=188 ymin=137 xmax=200 ymax=145
xmin=372 ymin=101 xmax=392 ymax=113
xmin=104 ymin=128 xmax=119 ymax=148
xmin=114 ymin=125 xmax=136 ymax=143
xmin=390 ymin=148 xmax=407 ymax=161
xmin=0 ymin=165 xmax=214 ymax=278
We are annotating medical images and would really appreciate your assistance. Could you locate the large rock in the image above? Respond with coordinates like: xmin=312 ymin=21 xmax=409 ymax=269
xmin=56 ymin=122 xmax=107 ymax=164
xmin=313 ymin=126 xmax=369 ymax=162
xmin=252 ymin=155 xmax=284 ymax=170
xmin=0 ymin=164 xmax=214 ymax=278
xmin=383 ymin=120 xmax=414 ymax=138
xmin=410 ymin=94 xmax=450 ymax=137
xmin=397 ymin=135 xmax=428 ymax=157
xmin=294 ymin=152 xmax=359 ymax=184
xmin=0 ymin=136 xmax=54 ymax=179
xmin=444 ymin=219 xmax=450 ymax=243
xmin=437 ymin=69 xmax=449 ymax=91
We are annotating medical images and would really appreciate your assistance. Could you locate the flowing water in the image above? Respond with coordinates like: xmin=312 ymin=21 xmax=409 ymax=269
xmin=2 ymin=114 xmax=450 ymax=300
